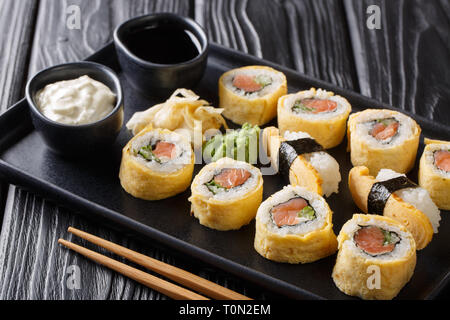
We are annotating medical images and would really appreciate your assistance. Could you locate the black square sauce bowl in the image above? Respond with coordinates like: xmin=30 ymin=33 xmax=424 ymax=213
xmin=25 ymin=61 xmax=124 ymax=157
xmin=113 ymin=13 xmax=208 ymax=97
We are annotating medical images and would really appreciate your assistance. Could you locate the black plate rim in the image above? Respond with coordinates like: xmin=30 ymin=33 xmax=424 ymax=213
xmin=0 ymin=41 xmax=448 ymax=300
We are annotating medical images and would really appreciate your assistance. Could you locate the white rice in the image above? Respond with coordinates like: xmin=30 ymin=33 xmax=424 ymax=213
xmin=131 ymin=130 xmax=192 ymax=173
xmin=354 ymin=110 xmax=416 ymax=148
xmin=222 ymin=67 xmax=285 ymax=99
xmin=193 ymin=157 xmax=261 ymax=201
xmin=284 ymin=131 xmax=341 ymax=197
xmin=376 ymin=169 xmax=441 ymax=233
xmin=424 ymin=143 xmax=450 ymax=179
xmin=256 ymin=185 xmax=329 ymax=236
xmin=341 ymin=215 xmax=413 ymax=261
xmin=283 ymin=88 xmax=351 ymax=120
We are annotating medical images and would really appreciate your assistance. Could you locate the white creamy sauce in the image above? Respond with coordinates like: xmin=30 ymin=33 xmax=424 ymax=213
xmin=35 ymin=75 xmax=116 ymax=125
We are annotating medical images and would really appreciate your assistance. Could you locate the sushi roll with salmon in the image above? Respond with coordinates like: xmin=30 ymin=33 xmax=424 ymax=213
xmin=419 ymin=138 xmax=450 ymax=210
xmin=189 ymin=157 xmax=263 ymax=231
xmin=263 ymin=127 xmax=341 ymax=197
xmin=219 ymin=66 xmax=287 ymax=126
xmin=332 ymin=214 xmax=416 ymax=300
xmin=119 ymin=127 xmax=194 ymax=200
xmin=347 ymin=109 xmax=421 ymax=175
xmin=348 ymin=166 xmax=441 ymax=250
xmin=277 ymin=88 xmax=351 ymax=149
xmin=254 ymin=185 xmax=337 ymax=264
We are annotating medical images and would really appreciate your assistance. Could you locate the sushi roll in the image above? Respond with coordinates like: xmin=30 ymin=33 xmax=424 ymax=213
xmin=348 ymin=166 xmax=441 ymax=250
xmin=277 ymin=88 xmax=351 ymax=149
xmin=332 ymin=214 xmax=416 ymax=300
xmin=263 ymin=127 xmax=341 ymax=197
xmin=347 ymin=109 xmax=421 ymax=175
xmin=254 ymin=185 xmax=337 ymax=264
xmin=418 ymin=138 xmax=450 ymax=210
xmin=119 ymin=127 xmax=194 ymax=200
xmin=218 ymin=66 xmax=287 ymax=126
xmin=188 ymin=157 xmax=263 ymax=231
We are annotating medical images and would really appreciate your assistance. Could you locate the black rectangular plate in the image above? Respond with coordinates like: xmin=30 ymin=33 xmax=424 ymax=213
xmin=0 ymin=42 xmax=449 ymax=300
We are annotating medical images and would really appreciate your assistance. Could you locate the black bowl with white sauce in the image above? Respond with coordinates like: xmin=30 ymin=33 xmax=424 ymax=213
xmin=26 ymin=62 xmax=124 ymax=157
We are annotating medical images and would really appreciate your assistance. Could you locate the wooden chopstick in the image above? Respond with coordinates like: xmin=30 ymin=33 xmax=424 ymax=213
xmin=66 ymin=227 xmax=251 ymax=300
xmin=58 ymin=238 xmax=208 ymax=300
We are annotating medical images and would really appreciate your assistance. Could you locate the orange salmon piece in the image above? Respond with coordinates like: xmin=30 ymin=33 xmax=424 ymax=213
xmin=232 ymin=74 xmax=262 ymax=92
xmin=371 ymin=122 xmax=399 ymax=140
xmin=271 ymin=197 xmax=308 ymax=227
xmin=302 ymin=99 xmax=337 ymax=114
xmin=213 ymin=168 xmax=251 ymax=189
xmin=435 ymin=150 xmax=450 ymax=172
xmin=152 ymin=141 xmax=175 ymax=159
xmin=354 ymin=226 xmax=395 ymax=255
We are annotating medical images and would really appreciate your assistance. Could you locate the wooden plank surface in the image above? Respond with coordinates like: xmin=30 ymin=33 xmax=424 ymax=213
xmin=344 ymin=0 xmax=450 ymax=125
xmin=0 ymin=0 xmax=39 ymax=242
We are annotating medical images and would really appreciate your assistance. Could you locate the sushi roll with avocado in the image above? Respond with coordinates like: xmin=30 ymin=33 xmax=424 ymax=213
xmin=347 ymin=109 xmax=421 ymax=175
xmin=263 ymin=127 xmax=341 ymax=197
xmin=332 ymin=214 xmax=416 ymax=300
xmin=277 ymin=88 xmax=351 ymax=149
xmin=219 ymin=66 xmax=287 ymax=126
xmin=419 ymin=138 xmax=450 ymax=210
xmin=348 ymin=166 xmax=441 ymax=250
xmin=189 ymin=157 xmax=263 ymax=231
xmin=254 ymin=185 xmax=337 ymax=264
xmin=119 ymin=127 xmax=194 ymax=200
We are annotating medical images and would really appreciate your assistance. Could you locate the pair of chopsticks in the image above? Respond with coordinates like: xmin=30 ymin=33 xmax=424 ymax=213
xmin=58 ymin=227 xmax=251 ymax=300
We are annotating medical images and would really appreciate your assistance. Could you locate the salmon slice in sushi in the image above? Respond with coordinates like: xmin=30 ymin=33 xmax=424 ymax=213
xmin=348 ymin=166 xmax=441 ymax=250
xmin=332 ymin=214 xmax=416 ymax=300
xmin=189 ymin=157 xmax=263 ymax=231
xmin=254 ymin=185 xmax=337 ymax=264
xmin=277 ymin=88 xmax=352 ymax=149
xmin=271 ymin=197 xmax=314 ymax=227
xmin=347 ymin=109 xmax=421 ymax=175
xmin=419 ymin=138 xmax=450 ymax=210
xmin=219 ymin=66 xmax=287 ymax=126
xmin=353 ymin=225 xmax=400 ymax=256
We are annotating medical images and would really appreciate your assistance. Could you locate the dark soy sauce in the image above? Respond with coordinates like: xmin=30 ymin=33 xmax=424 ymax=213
xmin=124 ymin=25 xmax=201 ymax=64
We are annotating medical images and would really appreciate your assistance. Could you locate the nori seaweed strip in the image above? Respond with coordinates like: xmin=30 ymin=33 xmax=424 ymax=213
xmin=278 ymin=138 xmax=324 ymax=182
xmin=367 ymin=176 xmax=418 ymax=215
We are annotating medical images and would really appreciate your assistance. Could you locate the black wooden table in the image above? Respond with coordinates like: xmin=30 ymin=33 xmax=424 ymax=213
xmin=0 ymin=0 xmax=449 ymax=300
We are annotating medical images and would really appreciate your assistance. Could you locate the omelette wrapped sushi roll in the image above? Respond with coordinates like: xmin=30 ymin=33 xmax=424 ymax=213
xmin=277 ymin=88 xmax=351 ymax=149
xmin=254 ymin=185 xmax=337 ymax=264
xmin=332 ymin=214 xmax=416 ymax=300
xmin=348 ymin=166 xmax=441 ymax=250
xmin=189 ymin=157 xmax=263 ymax=231
xmin=347 ymin=109 xmax=421 ymax=175
xmin=219 ymin=66 xmax=287 ymax=126
xmin=263 ymin=127 xmax=341 ymax=197
xmin=419 ymin=138 xmax=450 ymax=210
xmin=119 ymin=127 xmax=194 ymax=200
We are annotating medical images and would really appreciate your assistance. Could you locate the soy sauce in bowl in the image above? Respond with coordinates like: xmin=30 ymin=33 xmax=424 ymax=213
xmin=114 ymin=13 xmax=209 ymax=97
xmin=123 ymin=25 xmax=201 ymax=65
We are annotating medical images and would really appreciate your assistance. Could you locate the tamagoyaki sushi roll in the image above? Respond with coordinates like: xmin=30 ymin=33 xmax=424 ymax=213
xmin=263 ymin=127 xmax=341 ymax=197
xmin=418 ymin=138 xmax=450 ymax=210
xmin=332 ymin=214 xmax=416 ymax=300
xmin=277 ymin=88 xmax=351 ymax=149
xmin=218 ymin=66 xmax=287 ymax=126
xmin=119 ymin=127 xmax=195 ymax=200
xmin=188 ymin=157 xmax=263 ymax=231
xmin=347 ymin=109 xmax=421 ymax=175
xmin=254 ymin=185 xmax=337 ymax=264
xmin=348 ymin=166 xmax=441 ymax=250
